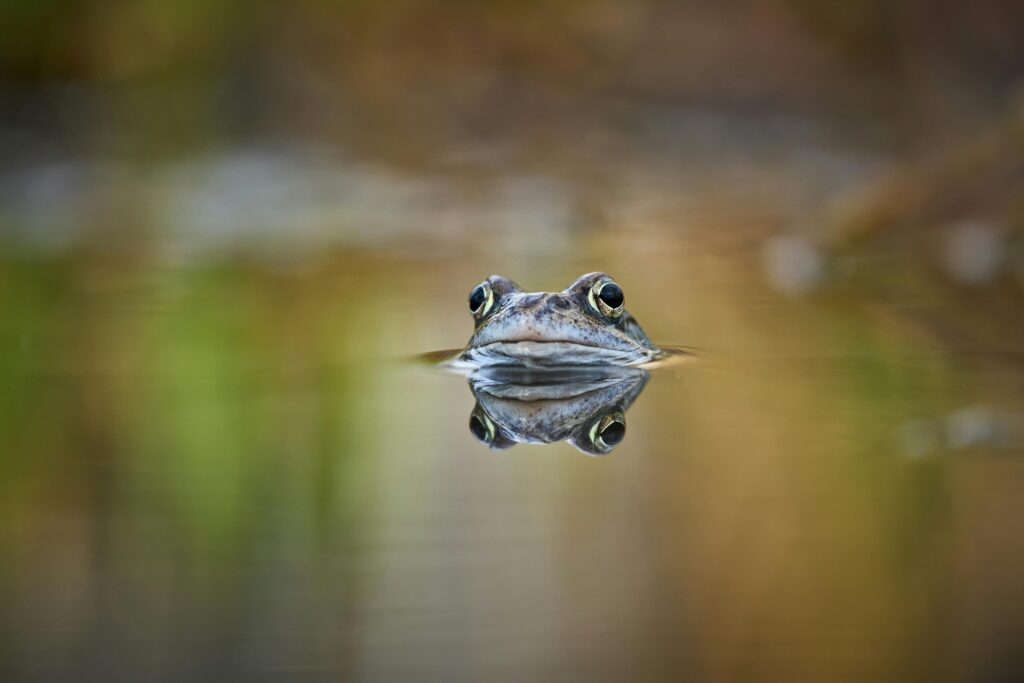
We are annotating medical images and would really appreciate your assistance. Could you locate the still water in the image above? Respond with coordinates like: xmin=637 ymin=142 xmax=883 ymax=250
xmin=1 ymin=170 xmax=1023 ymax=681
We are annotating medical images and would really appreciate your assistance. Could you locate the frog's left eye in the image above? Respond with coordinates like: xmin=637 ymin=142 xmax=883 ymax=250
xmin=468 ymin=281 xmax=495 ymax=318
xmin=588 ymin=411 xmax=626 ymax=453
xmin=588 ymin=278 xmax=625 ymax=318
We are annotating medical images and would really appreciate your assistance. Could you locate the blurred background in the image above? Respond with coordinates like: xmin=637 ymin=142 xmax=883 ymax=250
xmin=1 ymin=1 xmax=1023 ymax=681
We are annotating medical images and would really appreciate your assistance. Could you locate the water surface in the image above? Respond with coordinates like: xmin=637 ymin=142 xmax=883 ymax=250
xmin=1 ymin=163 xmax=1023 ymax=682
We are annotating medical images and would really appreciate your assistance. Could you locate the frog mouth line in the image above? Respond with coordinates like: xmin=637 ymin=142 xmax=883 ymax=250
xmin=475 ymin=339 xmax=636 ymax=353
xmin=477 ymin=339 xmax=604 ymax=348
xmin=463 ymin=340 xmax=658 ymax=366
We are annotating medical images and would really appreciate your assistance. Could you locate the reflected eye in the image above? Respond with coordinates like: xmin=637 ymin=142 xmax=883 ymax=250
xmin=588 ymin=278 xmax=625 ymax=318
xmin=589 ymin=411 xmax=626 ymax=453
xmin=468 ymin=281 xmax=494 ymax=317
xmin=469 ymin=413 xmax=495 ymax=444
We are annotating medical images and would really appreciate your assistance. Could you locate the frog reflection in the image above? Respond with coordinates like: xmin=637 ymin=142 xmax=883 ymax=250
xmin=465 ymin=366 xmax=649 ymax=455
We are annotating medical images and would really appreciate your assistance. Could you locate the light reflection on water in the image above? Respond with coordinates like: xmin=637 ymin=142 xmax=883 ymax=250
xmin=1 ymin=174 xmax=1023 ymax=681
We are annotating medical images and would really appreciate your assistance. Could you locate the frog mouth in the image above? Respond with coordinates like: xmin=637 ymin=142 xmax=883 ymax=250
xmin=463 ymin=340 xmax=657 ymax=367
xmin=473 ymin=330 xmax=638 ymax=351
xmin=478 ymin=338 xmax=605 ymax=349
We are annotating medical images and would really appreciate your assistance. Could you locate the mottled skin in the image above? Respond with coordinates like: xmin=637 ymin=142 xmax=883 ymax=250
xmin=460 ymin=272 xmax=661 ymax=367
xmin=467 ymin=366 xmax=649 ymax=455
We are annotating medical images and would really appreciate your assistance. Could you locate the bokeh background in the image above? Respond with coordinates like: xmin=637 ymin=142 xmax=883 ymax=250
xmin=2 ymin=1 xmax=1024 ymax=681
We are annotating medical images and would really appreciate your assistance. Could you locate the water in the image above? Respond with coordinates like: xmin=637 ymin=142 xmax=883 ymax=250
xmin=5 ymin=0 xmax=1024 ymax=674
xmin=1 ymin=142 xmax=1023 ymax=681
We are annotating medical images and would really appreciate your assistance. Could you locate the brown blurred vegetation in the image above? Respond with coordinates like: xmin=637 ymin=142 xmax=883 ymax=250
xmin=3 ymin=0 xmax=1024 ymax=159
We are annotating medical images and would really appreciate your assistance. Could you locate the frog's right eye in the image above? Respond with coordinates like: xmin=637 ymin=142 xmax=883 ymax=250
xmin=468 ymin=281 xmax=494 ymax=317
xmin=588 ymin=277 xmax=625 ymax=319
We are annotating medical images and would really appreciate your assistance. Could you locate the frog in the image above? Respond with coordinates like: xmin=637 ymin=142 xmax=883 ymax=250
xmin=458 ymin=272 xmax=662 ymax=367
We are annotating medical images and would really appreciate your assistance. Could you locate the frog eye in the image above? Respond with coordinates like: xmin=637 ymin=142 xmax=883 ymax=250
xmin=588 ymin=278 xmax=625 ymax=318
xmin=468 ymin=281 xmax=495 ymax=317
xmin=469 ymin=412 xmax=496 ymax=444
xmin=588 ymin=411 xmax=626 ymax=453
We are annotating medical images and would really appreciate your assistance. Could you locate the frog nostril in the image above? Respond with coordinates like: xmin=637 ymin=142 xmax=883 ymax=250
xmin=549 ymin=297 xmax=571 ymax=310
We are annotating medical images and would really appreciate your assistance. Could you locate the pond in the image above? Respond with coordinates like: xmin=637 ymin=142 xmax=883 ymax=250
xmin=1 ymin=147 xmax=1023 ymax=681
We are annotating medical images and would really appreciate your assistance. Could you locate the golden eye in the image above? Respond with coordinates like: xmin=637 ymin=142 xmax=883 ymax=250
xmin=589 ymin=411 xmax=626 ymax=452
xmin=588 ymin=278 xmax=624 ymax=318
xmin=468 ymin=281 xmax=494 ymax=317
